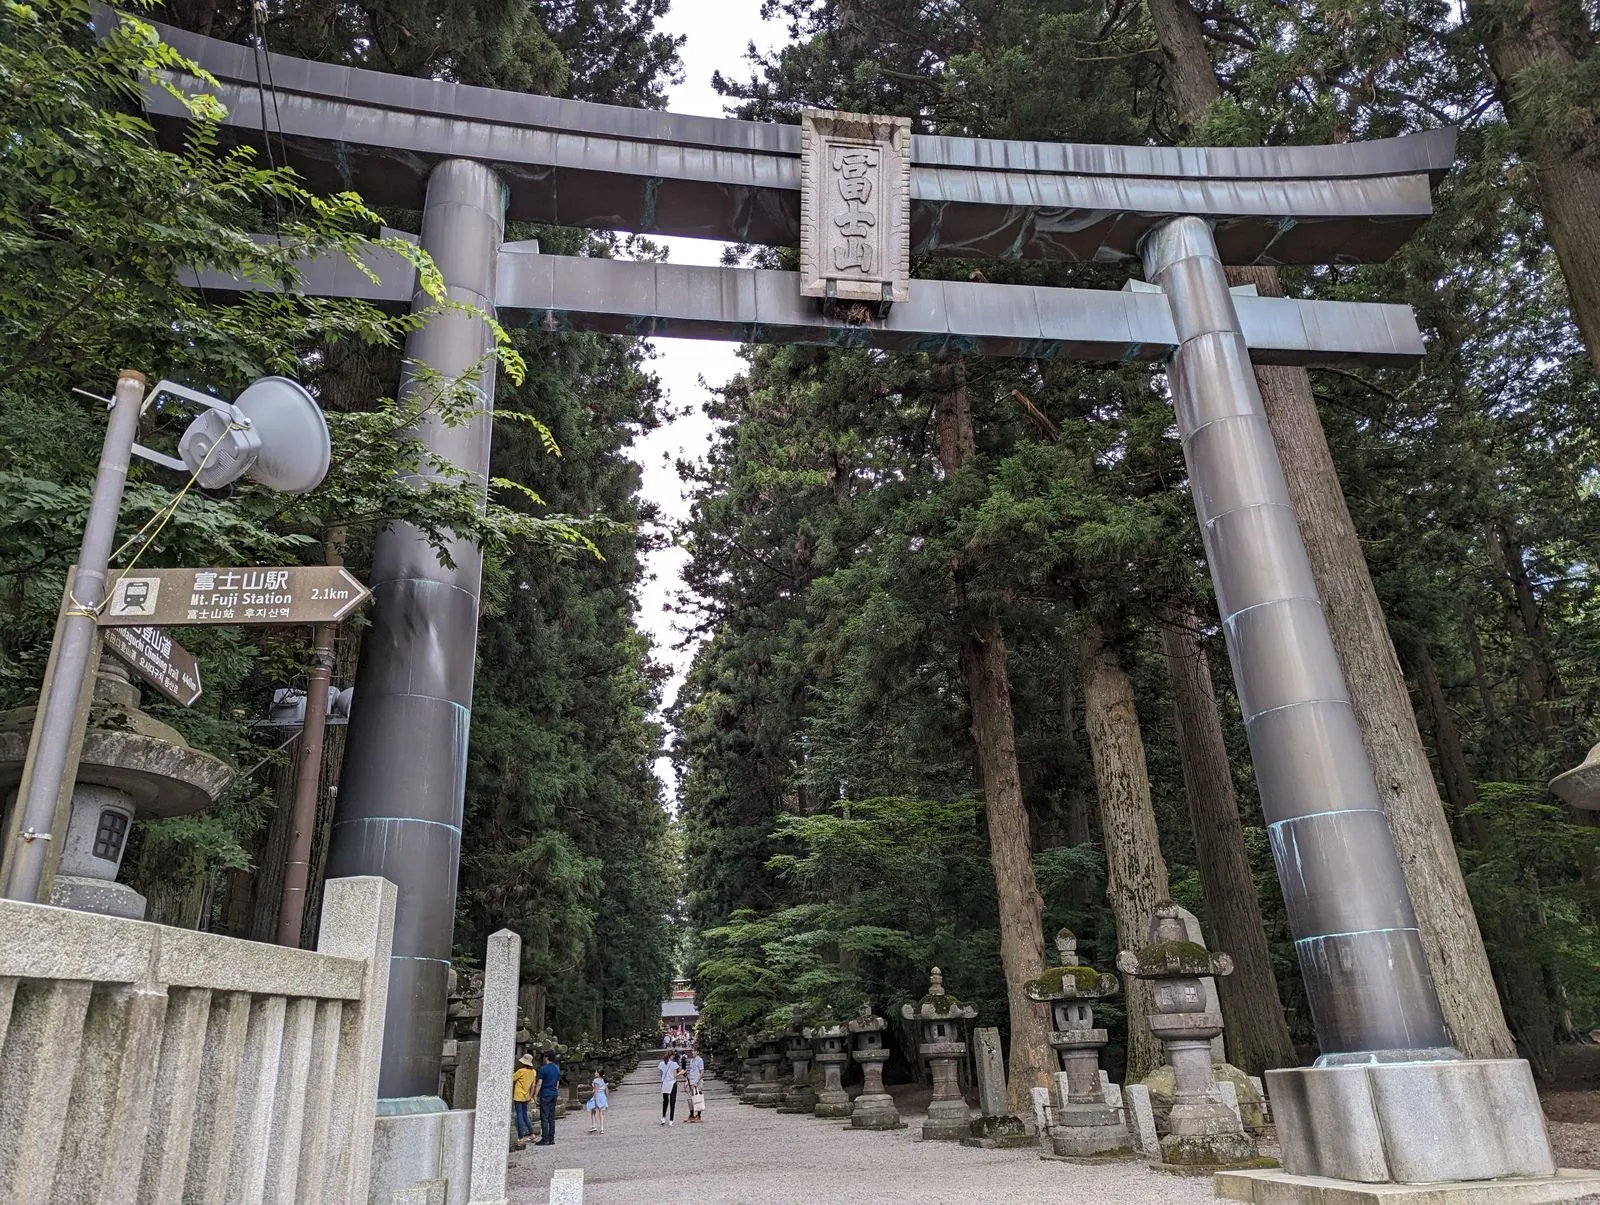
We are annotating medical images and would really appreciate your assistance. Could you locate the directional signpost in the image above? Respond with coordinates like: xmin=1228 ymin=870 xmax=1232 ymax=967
xmin=102 ymin=626 xmax=203 ymax=707
xmin=97 ymin=566 xmax=371 ymax=627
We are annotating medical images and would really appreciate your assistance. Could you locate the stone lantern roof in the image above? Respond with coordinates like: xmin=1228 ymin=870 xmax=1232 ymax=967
xmin=1116 ymin=903 xmax=1235 ymax=980
xmin=901 ymin=967 xmax=977 ymax=1023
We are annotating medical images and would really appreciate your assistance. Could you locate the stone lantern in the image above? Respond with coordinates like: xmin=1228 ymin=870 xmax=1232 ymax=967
xmin=1026 ymin=928 xmax=1129 ymax=1158
xmin=731 ymin=1036 xmax=757 ymax=1099
xmin=847 ymin=1005 xmax=901 ymax=1129
xmin=804 ymin=1015 xmax=853 ymax=1118
xmin=902 ymin=967 xmax=977 ymax=1141
xmin=0 ymin=655 xmax=232 ymax=919
xmin=1117 ymin=902 xmax=1256 ymax=1169
xmin=777 ymin=1029 xmax=817 ymax=1113
xmin=747 ymin=1030 xmax=786 ymax=1107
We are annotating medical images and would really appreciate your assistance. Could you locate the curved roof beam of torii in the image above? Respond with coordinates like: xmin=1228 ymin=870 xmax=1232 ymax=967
xmin=132 ymin=15 xmax=1456 ymax=267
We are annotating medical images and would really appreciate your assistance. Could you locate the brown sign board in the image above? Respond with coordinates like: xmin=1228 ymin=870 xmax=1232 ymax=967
xmin=102 ymin=626 xmax=203 ymax=707
xmin=97 ymin=566 xmax=371 ymax=627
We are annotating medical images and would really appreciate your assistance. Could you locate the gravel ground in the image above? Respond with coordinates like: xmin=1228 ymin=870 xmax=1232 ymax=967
xmin=506 ymin=1063 xmax=1218 ymax=1205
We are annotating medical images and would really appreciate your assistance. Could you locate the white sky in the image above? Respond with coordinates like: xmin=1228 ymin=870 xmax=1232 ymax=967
xmin=630 ymin=0 xmax=783 ymax=800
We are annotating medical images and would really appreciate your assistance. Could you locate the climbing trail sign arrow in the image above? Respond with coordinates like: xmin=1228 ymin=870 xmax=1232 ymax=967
xmin=102 ymin=626 xmax=203 ymax=707
xmin=97 ymin=566 xmax=371 ymax=627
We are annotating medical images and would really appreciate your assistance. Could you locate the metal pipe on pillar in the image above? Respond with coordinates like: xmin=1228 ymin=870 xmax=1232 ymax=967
xmin=325 ymin=158 xmax=507 ymax=1100
xmin=1140 ymin=216 xmax=1455 ymax=1062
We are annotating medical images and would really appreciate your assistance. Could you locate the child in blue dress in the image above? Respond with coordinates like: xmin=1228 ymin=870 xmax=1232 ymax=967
xmin=587 ymin=1072 xmax=609 ymax=1134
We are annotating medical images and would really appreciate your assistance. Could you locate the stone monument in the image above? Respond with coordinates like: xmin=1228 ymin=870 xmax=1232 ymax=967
xmin=1117 ymin=903 xmax=1258 ymax=1172
xmin=902 ymin=968 xmax=976 ymax=1142
xmin=0 ymin=654 xmax=231 ymax=919
xmin=747 ymin=1031 xmax=786 ymax=1107
xmin=964 ymin=1025 xmax=1032 ymax=1149
xmin=847 ymin=1005 xmax=902 ymax=1129
xmin=805 ymin=1017 xmax=853 ymax=1119
xmin=777 ymin=1029 xmax=818 ymax=1113
xmin=1027 ymin=928 xmax=1130 ymax=1159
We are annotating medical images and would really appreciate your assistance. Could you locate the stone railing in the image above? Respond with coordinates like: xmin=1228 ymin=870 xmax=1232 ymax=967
xmin=0 ymin=875 xmax=395 ymax=1204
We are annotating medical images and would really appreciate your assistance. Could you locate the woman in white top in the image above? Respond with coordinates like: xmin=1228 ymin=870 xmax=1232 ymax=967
xmin=658 ymin=1053 xmax=682 ymax=1125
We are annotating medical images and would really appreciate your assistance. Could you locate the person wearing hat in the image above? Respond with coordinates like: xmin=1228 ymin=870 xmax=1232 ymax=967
xmin=512 ymin=1054 xmax=538 ymax=1142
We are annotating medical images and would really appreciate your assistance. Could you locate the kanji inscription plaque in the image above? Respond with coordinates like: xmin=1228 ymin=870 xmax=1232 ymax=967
xmin=799 ymin=110 xmax=912 ymax=307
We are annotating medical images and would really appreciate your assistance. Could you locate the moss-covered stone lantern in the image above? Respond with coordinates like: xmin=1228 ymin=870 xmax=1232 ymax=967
xmin=847 ymin=1004 xmax=901 ymax=1129
xmin=804 ymin=1012 xmax=853 ymax=1119
xmin=902 ymin=967 xmax=977 ymax=1141
xmin=1117 ymin=902 xmax=1257 ymax=1170
xmin=1026 ymin=928 xmax=1129 ymax=1158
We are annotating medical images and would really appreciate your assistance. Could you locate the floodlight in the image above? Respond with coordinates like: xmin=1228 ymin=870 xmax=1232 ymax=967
xmin=137 ymin=376 xmax=332 ymax=493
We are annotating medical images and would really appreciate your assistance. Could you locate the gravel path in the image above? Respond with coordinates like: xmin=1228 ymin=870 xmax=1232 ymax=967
xmin=506 ymin=1060 xmax=1218 ymax=1205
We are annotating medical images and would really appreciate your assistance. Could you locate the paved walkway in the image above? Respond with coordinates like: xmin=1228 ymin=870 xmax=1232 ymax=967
xmin=506 ymin=1061 xmax=1220 ymax=1205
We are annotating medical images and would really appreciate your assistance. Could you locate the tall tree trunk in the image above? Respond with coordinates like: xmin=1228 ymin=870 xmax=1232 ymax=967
xmin=1079 ymin=615 xmax=1170 ymax=1081
xmin=1463 ymin=604 xmax=1513 ymax=780
xmin=936 ymin=360 xmax=1056 ymax=1116
xmin=1144 ymin=0 xmax=1516 ymax=1060
xmin=1468 ymin=0 xmax=1600 ymax=368
xmin=1411 ymin=643 xmax=1483 ymax=845
xmin=1159 ymin=605 xmax=1295 ymax=1074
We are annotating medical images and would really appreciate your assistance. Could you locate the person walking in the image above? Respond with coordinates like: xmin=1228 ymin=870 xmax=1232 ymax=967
xmin=685 ymin=1047 xmax=705 ymax=1122
xmin=512 ymin=1054 xmax=537 ymax=1142
xmin=587 ymin=1071 xmax=609 ymax=1134
xmin=658 ymin=1050 xmax=681 ymax=1125
xmin=535 ymin=1050 xmax=561 ymax=1146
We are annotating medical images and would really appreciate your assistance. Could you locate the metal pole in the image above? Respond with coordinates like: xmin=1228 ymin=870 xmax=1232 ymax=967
xmin=275 ymin=619 xmax=335 ymax=947
xmin=326 ymin=158 xmax=506 ymax=1098
xmin=4 ymin=369 xmax=147 ymax=903
xmin=1141 ymin=218 xmax=1455 ymax=1061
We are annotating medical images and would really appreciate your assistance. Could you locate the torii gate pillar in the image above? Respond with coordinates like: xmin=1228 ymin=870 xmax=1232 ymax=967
xmin=326 ymin=158 xmax=506 ymax=1100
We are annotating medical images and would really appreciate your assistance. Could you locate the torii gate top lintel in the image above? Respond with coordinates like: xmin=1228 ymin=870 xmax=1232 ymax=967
xmin=141 ymin=15 xmax=1455 ymax=269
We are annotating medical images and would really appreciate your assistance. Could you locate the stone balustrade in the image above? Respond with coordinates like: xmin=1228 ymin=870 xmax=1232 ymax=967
xmin=0 ymin=875 xmax=395 ymax=1204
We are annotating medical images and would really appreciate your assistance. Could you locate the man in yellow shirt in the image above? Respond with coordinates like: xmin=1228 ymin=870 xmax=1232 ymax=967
xmin=512 ymin=1053 xmax=537 ymax=1142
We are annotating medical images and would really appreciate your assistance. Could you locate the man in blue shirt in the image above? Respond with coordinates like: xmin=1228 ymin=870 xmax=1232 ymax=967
xmin=535 ymin=1051 xmax=562 ymax=1145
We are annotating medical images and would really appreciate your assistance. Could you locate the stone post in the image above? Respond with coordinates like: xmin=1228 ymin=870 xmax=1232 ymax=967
xmin=469 ymin=929 xmax=519 ymax=1205
xmin=776 ymin=1031 xmax=817 ymax=1113
xmin=847 ymin=1007 xmax=901 ymax=1129
xmin=966 ymin=1026 xmax=1031 ymax=1148
xmin=1117 ymin=903 xmax=1255 ymax=1170
xmin=314 ymin=876 xmax=399 ymax=1205
xmin=805 ymin=1022 xmax=853 ymax=1118
xmin=1026 ymin=929 xmax=1129 ymax=1158
xmin=902 ymin=968 xmax=976 ymax=1142
xmin=327 ymin=156 xmax=508 ymax=1101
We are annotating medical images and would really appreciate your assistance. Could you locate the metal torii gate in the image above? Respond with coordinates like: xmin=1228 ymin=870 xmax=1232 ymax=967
xmin=138 ymin=13 xmax=1561 ymax=1190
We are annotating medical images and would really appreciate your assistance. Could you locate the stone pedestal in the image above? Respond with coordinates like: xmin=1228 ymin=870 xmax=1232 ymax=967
xmin=1117 ymin=904 xmax=1258 ymax=1172
xmin=847 ymin=1008 xmax=902 ymax=1129
xmin=776 ymin=1031 xmax=817 ymax=1113
xmin=1027 ymin=930 xmax=1131 ymax=1159
xmin=903 ymin=968 xmax=975 ymax=1142
xmin=806 ymin=1023 xmax=853 ymax=1118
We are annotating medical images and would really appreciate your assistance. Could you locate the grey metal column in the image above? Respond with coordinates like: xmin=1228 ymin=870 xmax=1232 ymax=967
xmin=1142 ymin=217 xmax=1454 ymax=1061
xmin=326 ymin=158 xmax=506 ymax=1099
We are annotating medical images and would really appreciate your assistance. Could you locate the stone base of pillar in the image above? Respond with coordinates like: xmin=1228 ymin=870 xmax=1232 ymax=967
xmin=1215 ymin=1168 xmax=1600 ymax=1204
xmin=813 ymin=1092 xmax=853 ymax=1119
xmin=1266 ymin=1059 xmax=1555 ymax=1184
xmin=369 ymin=1107 xmax=474 ymax=1204
xmin=749 ymin=1087 xmax=784 ymax=1108
xmin=919 ymin=1098 xmax=972 ymax=1141
xmin=1050 ymin=1102 xmax=1132 ymax=1158
xmin=776 ymin=1085 xmax=817 ymax=1113
xmin=848 ymin=1092 xmax=903 ymax=1129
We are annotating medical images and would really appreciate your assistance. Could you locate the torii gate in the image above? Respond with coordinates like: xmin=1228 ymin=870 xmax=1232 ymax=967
xmin=140 ymin=15 xmax=1563 ymax=1194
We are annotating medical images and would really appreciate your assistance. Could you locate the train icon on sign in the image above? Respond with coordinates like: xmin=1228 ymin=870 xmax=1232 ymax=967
xmin=109 ymin=576 xmax=160 ymax=618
